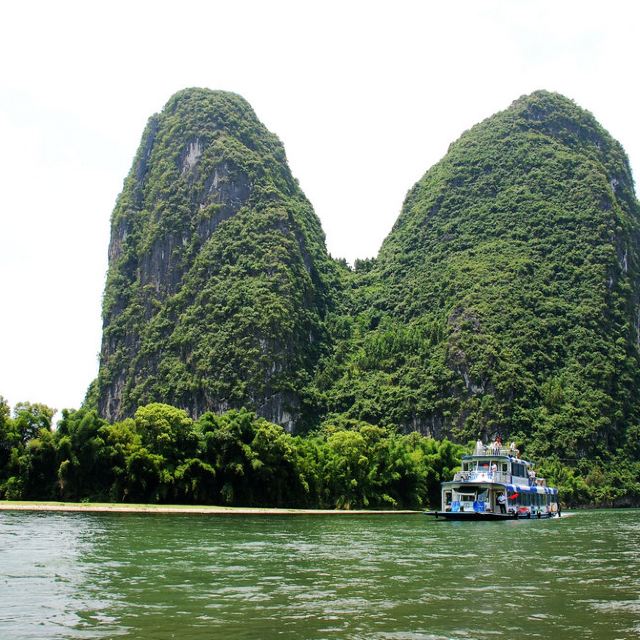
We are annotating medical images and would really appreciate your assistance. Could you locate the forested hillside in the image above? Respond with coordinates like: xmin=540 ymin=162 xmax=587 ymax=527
xmin=96 ymin=89 xmax=339 ymax=429
xmin=3 ymin=90 xmax=639 ymax=508
xmin=316 ymin=91 xmax=640 ymax=467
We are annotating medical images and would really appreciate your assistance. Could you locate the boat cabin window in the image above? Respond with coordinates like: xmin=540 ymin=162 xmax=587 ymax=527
xmin=457 ymin=493 xmax=476 ymax=502
xmin=512 ymin=462 xmax=526 ymax=477
xmin=463 ymin=459 xmax=510 ymax=475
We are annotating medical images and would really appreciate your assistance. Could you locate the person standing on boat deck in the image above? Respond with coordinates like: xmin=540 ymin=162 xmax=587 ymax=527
xmin=528 ymin=468 xmax=536 ymax=486
xmin=497 ymin=493 xmax=507 ymax=513
xmin=490 ymin=462 xmax=497 ymax=478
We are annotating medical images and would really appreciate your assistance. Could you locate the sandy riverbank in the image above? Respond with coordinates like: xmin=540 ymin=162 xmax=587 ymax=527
xmin=0 ymin=501 xmax=422 ymax=516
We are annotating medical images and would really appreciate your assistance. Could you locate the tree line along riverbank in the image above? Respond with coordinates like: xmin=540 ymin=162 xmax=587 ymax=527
xmin=2 ymin=399 xmax=638 ymax=509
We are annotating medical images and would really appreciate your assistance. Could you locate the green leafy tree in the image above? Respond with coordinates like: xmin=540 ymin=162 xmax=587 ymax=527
xmin=322 ymin=429 xmax=373 ymax=509
xmin=12 ymin=402 xmax=55 ymax=445
xmin=134 ymin=403 xmax=198 ymax=469
xmin=125 ymin=448 xmax=169 ymax=502
xmin=55 ymin=409 xmax=110 ymax=500
xmin=174 ymin=458 xmax=217 ymax=503
xmin=99 ymin=418 xmax=143 ymax=501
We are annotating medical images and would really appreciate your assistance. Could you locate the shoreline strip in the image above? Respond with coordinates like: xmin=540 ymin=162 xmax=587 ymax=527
xmin=0 ymin=502 xmax=422 ymax=516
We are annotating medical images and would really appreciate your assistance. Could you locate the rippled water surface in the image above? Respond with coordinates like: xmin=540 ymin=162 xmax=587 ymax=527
xmin=1 ymin=509 xmax=639 ymax=639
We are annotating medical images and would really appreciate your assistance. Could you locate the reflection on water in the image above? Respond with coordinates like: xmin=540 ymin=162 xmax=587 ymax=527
xmin=0 ymin=509 xmax=639 ymax=639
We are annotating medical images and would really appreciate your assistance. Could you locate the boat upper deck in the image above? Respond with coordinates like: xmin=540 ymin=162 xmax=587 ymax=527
xmin=453 ymin=445 xmax=550 ymax=488
xmin=471 ymin=444 xmax=523 ymax=458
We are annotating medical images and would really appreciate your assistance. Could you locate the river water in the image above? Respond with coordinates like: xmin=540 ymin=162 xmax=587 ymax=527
xmin=0 ymin=509 xmax=639 ymax=639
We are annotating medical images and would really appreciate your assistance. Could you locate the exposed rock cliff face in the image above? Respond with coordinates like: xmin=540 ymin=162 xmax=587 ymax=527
xmin=97 ymin=89 xmax=338 ymax=427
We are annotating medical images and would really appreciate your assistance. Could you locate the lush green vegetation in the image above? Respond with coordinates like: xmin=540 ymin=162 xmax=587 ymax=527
xmin=1 ymin=398 xmax=637 ymax=508
xmin=0 ymin=398 xmax=463 ymax=509
xmin=98 ymin=89 xmax=340 ymax=426
xmin=83 ymin=90 xmax=640 ymax=506
xmin=313 ymin=92 xmax=640 ymax=476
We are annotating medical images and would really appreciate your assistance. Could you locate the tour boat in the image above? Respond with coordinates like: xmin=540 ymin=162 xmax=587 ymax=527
xmin=427 ymin=441 xmax=561 ymax=520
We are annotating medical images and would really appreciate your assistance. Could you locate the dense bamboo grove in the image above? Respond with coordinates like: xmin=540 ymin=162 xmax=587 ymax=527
xmin=0 ymin=399 xmax=465 ymax=509
xmin=1 ymin=399 xmax=638 ymax=508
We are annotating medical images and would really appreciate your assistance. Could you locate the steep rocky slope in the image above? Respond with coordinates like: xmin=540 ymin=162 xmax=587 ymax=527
xmin=96 ymin=89 xmax=640 ymax=460
xmin=97 ymin=89 xmax=339 ymax=427
xmin=319 ymin=91 xmax=640 ymax=458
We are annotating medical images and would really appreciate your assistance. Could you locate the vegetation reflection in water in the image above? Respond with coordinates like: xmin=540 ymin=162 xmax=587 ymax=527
xmin=1 ymin=509 xmax=639 ymax=639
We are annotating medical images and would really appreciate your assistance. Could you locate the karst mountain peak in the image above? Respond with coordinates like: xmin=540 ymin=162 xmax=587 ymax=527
xmin=94 ymin=88 xmax=640 ymax=464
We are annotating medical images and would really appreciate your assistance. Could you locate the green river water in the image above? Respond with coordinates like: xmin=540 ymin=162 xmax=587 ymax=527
xmin=0 ymin=509 xmax=639 ymax=639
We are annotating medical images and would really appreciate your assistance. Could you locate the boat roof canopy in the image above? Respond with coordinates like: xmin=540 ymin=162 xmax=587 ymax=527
xmin=504 ymin=483 xmax=557 ymax=495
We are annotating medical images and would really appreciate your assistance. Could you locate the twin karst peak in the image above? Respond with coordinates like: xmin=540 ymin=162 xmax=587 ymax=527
xmin=96 ymin=89 xmax=640 ymax=458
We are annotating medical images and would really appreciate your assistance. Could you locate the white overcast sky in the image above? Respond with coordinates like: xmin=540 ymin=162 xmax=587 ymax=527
xmin=1 ymin=0 xmax=639 ymax=414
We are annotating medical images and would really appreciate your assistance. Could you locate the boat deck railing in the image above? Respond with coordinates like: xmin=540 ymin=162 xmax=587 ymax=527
xmin=473 ymin=445 xmax=519 ymax=457
xmin=452 ymin=471 xmax=548 ymax=487
xmin=453 ymin=471 xmax=509 ymax=483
